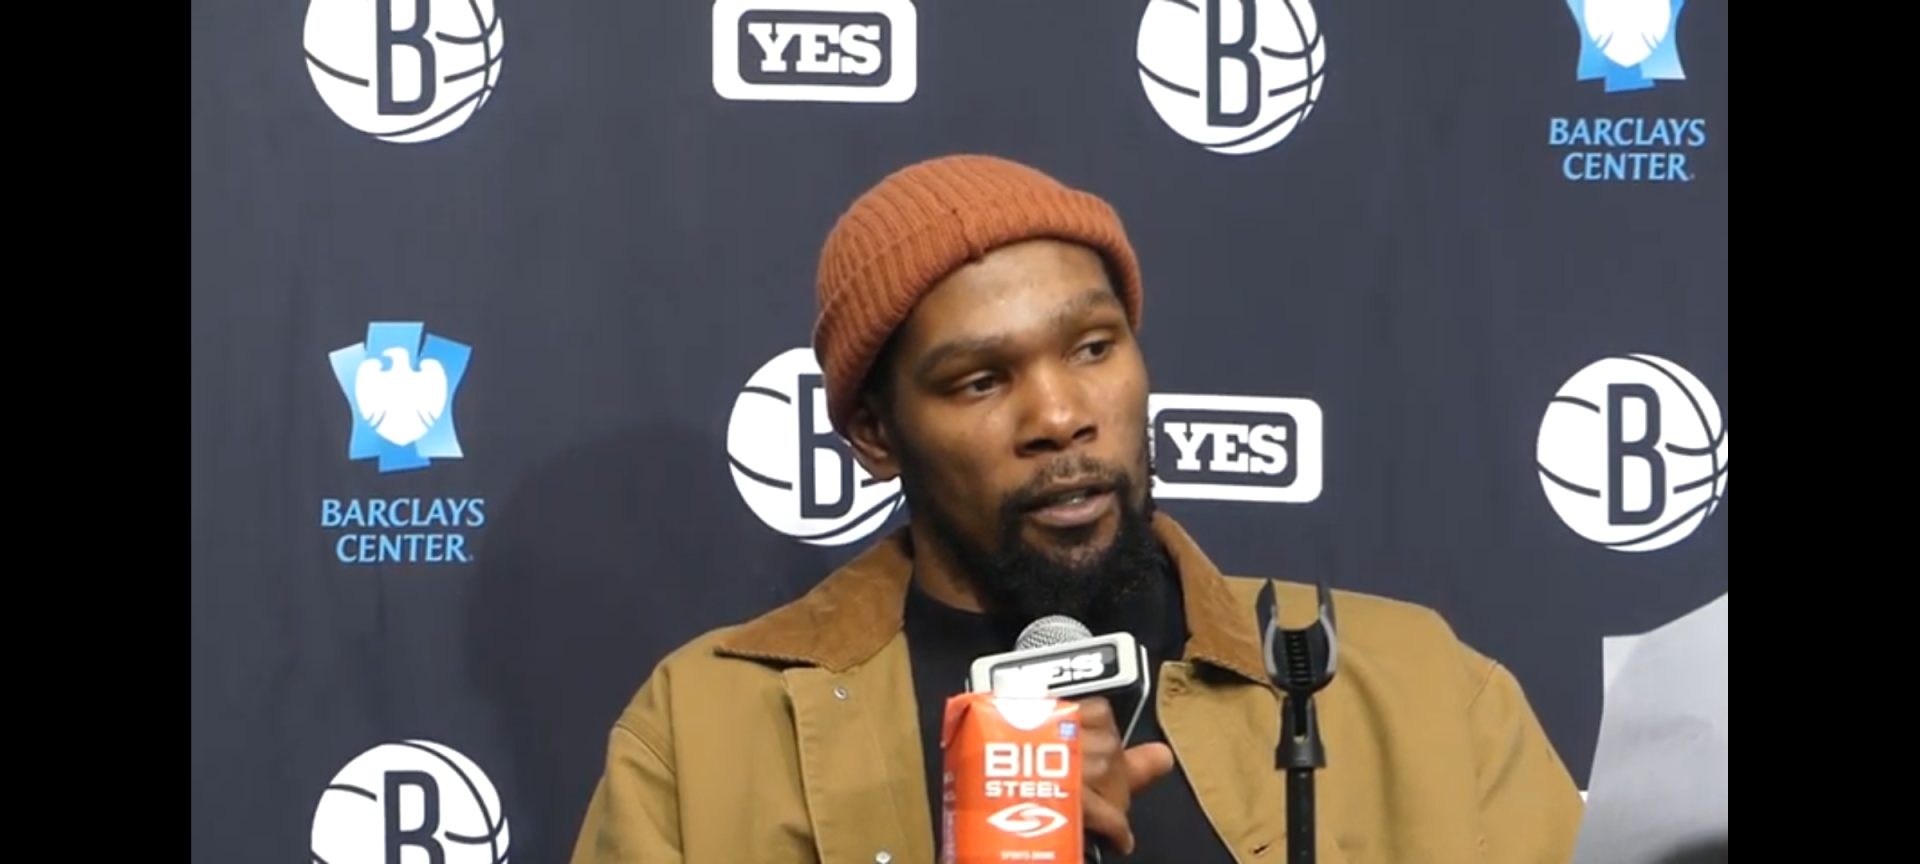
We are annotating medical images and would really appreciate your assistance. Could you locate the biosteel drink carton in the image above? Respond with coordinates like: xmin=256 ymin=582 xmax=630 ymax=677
xmin=941 ymin=668 xmax=1084 ymax=864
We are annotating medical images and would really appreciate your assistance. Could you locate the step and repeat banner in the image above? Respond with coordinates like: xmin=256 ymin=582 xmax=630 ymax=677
xmin=191 ymin=1 xmax=1726 ymax=861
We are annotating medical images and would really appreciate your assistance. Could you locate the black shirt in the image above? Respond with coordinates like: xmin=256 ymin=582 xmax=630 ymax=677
xmin=901 ymin=558 xmax=1239 ymax=863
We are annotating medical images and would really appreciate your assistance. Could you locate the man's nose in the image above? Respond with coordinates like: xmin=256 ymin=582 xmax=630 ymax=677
xmin=1015 ymin=365 xmax=1096 ymax=457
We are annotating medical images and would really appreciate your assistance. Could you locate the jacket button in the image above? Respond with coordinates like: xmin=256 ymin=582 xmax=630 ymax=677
xmin=834 ymin=685 xmax=849 ymax=700
xmin=874 ymin=852 xmax=892 ymax=863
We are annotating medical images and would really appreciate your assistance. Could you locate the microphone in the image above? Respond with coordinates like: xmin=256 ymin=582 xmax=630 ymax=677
xmin=965 ymin=615 xmax=1152 ymax=745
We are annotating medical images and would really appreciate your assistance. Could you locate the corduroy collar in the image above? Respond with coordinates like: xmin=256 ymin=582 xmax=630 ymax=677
xmin=713 ymin=512 xmax=1273 ymax=688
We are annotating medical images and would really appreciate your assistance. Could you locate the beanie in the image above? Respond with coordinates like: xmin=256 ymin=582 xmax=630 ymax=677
xmin=812 ymin=154 xmax=1144 ymax=436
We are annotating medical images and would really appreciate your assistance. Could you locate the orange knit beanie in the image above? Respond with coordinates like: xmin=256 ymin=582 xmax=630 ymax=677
xmin=812 ymin=154 xmax=1144 ymax=436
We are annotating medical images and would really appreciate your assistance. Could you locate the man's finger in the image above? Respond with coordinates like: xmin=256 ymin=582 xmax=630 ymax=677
xmin=1081 ymin=726 xmax=1119 ymax=759
xmin=1124 ymin=742 xmax=1176 ymax=793
xmin=1082 ymin=787 xmax=1136 ymax=856
xmin=1077 ymin=697 xmax=1114 ymax=730
xmin=1082 ymin=752 xmax=1111 ymax=783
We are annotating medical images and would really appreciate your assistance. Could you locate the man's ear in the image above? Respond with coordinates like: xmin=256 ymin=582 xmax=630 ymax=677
xmin=843 ymin=398 xmax=901 ymax=482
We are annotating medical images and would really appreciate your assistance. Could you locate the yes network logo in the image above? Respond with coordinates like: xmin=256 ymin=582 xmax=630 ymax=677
xmin=712 ymin=0 xmax=917 ymax=103
xmin=1566 ymin=0 xmax=1685 ymax=93
xmin=1148 ymin=393 xmax=1323 ymax=503
xmin=330 ymin=321 xmax=471 ymax=474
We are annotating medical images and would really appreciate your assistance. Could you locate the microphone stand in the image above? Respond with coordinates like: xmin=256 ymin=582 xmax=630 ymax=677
xmin=1259 ymin=580 xmax=1338 ymax=864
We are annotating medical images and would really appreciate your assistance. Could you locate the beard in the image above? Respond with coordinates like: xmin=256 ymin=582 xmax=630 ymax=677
xmin=899 ymin=437 xmax=1165 ymax=639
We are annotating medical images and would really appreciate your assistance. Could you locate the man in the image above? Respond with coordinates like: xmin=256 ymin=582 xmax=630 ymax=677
xmin=570 ymin=154 xmax=1585 ymax=863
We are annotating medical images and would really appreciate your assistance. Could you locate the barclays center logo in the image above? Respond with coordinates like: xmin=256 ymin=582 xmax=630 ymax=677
xmin=1548 ymin=0 xmax=1710 ymax=183
xmin=322 ymin=321 xmax=484 ymax=566
xmin=1567 ymin=0 xmax=1686 ymax=93
xmin=331 ymin=321 xmax=470 ymax=473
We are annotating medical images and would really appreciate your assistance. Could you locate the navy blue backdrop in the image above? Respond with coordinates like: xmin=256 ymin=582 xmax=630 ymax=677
xmin=191 ymin=1 xmax=1727 ymax=861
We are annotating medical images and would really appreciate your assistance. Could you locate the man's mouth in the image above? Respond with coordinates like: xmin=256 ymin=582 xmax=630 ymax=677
xmin=1024 ymin=482 xmax=1117 ymax=529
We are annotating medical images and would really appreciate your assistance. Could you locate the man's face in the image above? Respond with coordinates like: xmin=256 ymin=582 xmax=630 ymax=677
xmin=848 ymin=238 xmax=1159 ymax=626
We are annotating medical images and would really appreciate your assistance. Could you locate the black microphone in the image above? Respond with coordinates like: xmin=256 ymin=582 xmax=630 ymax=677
xmin=967 ymin=615 xmax=1153 ymax=864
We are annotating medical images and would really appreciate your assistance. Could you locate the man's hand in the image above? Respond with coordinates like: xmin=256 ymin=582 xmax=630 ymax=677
xmin=1077 ymin=697 xmax=1176 ymax=855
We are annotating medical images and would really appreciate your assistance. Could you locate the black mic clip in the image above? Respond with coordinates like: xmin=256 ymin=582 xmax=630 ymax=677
xmin=1257 ymin=579 xmax=1337 ymax=864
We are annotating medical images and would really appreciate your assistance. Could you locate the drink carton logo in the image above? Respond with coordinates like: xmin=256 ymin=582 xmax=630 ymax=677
xmin=330 ymin=321 xmax=471 ymax=473
xmin=1568 ymin=0 xmax=1685 ymax=93
xmin=1548 ymin=0 xmax=1707 ymax=182
xmin=311 ymin=739 xmax=509 ymax=864
xmin=304 ymin=0 xmax=506 ymax=143
xmin=1148 ymin=393 xmax=1323 ymax=502
xmin=1136 ymin=0 xmax=1326 ymax=156
xmin=987 ymin=802 xmax=1071 ymax=838
xmin=1536 ymin=354 xmax=1727 ymax=552
xmin=728 ymin=348 xmax=904 ymax=545
xmin=713 ymin=0 xmax=917 ymax=103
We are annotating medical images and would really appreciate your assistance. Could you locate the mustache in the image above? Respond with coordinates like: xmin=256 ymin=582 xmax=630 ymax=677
xmin=1000 ymin=455 xmax=1133 ymax=514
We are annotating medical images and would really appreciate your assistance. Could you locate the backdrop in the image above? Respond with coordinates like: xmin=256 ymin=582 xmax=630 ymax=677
xmin=191 ymin=1 xmax=1728 ymax=861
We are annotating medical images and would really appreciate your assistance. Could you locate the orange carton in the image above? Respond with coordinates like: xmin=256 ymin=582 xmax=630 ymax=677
xmin=940 ymin=671 xmax=1084 ymax=864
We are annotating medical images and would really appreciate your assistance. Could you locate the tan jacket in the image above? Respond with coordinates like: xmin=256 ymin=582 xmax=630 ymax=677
xmin=570 ymin=515 xmax=1585 ymax=863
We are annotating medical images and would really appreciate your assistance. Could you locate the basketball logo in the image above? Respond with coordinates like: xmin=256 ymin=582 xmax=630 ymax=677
xmin=1536 ymin=354 xmax=1727 ymax=552
xmin=303 ymin=0 xmax=506 ymax=143
xmin=727 ymin=348 xmax=904 ymax=546
xmin=310 ymin=739 xmax=509 ymax=864
xmin=1136 ymin=0 xmax=1326 ymax=155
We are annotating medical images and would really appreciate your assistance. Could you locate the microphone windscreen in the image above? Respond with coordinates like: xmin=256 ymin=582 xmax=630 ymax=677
xmin=1016 ymin=615 xmax=1093 ymax=650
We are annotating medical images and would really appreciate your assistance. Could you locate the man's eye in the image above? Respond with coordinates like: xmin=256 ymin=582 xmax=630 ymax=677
xmin=958 ymin=375 xmax=998 ymax=394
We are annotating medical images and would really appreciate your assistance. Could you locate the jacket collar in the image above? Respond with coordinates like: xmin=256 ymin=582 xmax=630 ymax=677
xmin=714 ymin=512 xmax=1274 ymax=688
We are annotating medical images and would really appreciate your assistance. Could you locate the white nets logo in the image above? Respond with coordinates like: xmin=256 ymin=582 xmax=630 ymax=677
xmin=1536 ymin=354 xmax=1727 ymax=552
xmin=311 ymin=739 xmax=509 ymax=864
xmin=304 ymin=0 xmax=506 ymax=143
xmin=1136 ymin=0 xmax=1326 ymax=155
xmin=713 ymin=0 xmax=917 ymax=103
xmin=728 ymin=348 xmax=904 ymax=545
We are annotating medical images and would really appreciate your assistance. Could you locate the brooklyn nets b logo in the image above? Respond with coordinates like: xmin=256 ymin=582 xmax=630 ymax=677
xmin=727 ymin=348 xmax=904 ymax=546
xmin=311 ymin=739 xmax=509 ymax=864
xmin=1536 ymin=354 xmax=1727 ymax=552
xmin=304 ymin=0 xmax=506 ymax=143
xmin=1136 ymin=0 xmax=1326 ymax=155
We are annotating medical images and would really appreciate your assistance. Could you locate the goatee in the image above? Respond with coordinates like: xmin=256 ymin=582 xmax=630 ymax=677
xmin=908 ymin=451 xmax=1166 ymax=640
